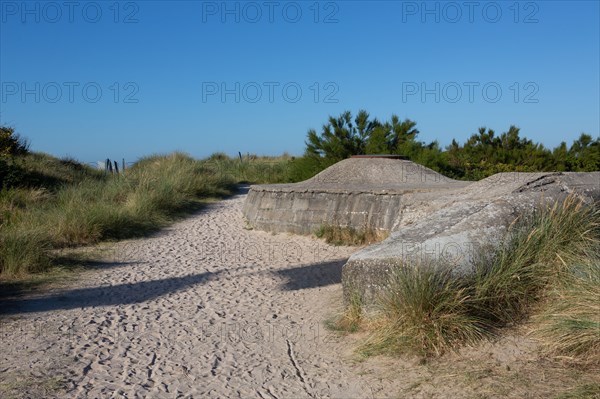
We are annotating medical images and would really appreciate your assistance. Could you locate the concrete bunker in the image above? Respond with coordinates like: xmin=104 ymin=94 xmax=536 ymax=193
xmin=243 ymin=158 xmax=600 ymax=308
xmin=242 ymin=156 xmax=470 ymax=235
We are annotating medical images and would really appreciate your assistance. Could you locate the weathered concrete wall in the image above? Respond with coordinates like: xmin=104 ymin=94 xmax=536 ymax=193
xmin=242 ymin=157 xmax=469 ymax=235
xmin=243 ymin=187 xmax=404 ymax=235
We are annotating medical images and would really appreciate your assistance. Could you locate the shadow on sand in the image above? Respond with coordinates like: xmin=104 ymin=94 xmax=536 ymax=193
xmin=0 ymin=186 xmax=255 ymax=315
xmin=274 ymin=259 xmax=348 ymax=291
xmin=0 ymin=271 xmax=219 ymax=316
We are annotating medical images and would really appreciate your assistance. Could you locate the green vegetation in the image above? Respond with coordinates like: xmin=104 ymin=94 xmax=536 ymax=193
xmin=0 ymin=126 xmax=29 ymax=157
xmin=340 ymin=196 xmax=599 ymax=364
xmin=2 ymin=119 xmax=598 ymax=367
xmin=535 ymin=254 xmax=600 ymax=367
xmin=360 ymin=264 xmax=488 ymax=357
xmin=298 ymin=111 xmax=598 ymax=365
xmin=204 ymin=152 xmax=293 ymax=184
xmin=289 ymin=110 xmax=600 ymax=181
xmin=0 ymin=138 xmax=291 ymax=277
xmin=315 ymin=224 xmax=389 ymax=246
xmin=326 ymin=288 xmax=364 ymax=333
xmin=556 ymin=383 xmax=600 ymax=399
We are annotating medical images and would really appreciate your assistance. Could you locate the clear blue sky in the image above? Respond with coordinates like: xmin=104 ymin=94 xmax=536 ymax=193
xmin=1 ymin=0 xmax=599 ymax=163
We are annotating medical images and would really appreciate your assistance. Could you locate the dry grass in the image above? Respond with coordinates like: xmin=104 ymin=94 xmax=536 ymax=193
xmin=326 ymin=288 xmax=364 ymax=333
xmin=315 ymin=224 xmax=389 ymax=246
xmin=534 ymin=256 xmax=600 ymax=367
xmin=555 ymin=383 xmax=600 ymax=399
xmin=0 ymin=152 xmax=291 ymax=278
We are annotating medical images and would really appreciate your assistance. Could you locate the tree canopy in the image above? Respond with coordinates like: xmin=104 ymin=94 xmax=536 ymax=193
xmin=293 ymin=110 xmax=599 ymax=181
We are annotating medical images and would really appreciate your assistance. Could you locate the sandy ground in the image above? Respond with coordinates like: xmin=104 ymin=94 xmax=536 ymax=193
xmin=0 ymin=190 xmax=371 ymax=398
xmin=1 ymin=190 xmax=597 ymax=398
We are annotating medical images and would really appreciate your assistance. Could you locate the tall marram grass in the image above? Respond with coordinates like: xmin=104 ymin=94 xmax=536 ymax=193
xmin=0 ymin=228 xmax=51 ymax=275
xmin=356 ymin=195 xmax=600 ymax=361
xmin=1 ymin=152 xmax=290 ymax=277
xmin=472 ymin=196 xmax=599 ymax=327
xmin=360 ymin=265 xmax=490 ymax=357
xmin=534 ymin=255 xmax=600 ymax=366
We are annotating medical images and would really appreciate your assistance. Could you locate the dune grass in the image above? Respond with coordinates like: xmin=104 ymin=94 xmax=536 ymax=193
xmin=346 ymin=195 xmax=600 ymax=363
xmin=1 ymin=152 xmax=104 ymax=190
xmin=326 ymin=288 xmax=364 ymax=333
xmin=360 ymin=264 xmax=490 ymax=357
xmin=202 ymin=152 xmax=295 ymax=184
xmin=535 ymin=255 xmax=600 ymax=367
xmin=471 ymin=196 xmax=599 ymax=327
xmin=556 ymin=383 xmax=600 ymax=399
xmin=315 ymin=224 xmax=389 ymax=246
xmin=0 ymin=152 xmax=291 ymax=278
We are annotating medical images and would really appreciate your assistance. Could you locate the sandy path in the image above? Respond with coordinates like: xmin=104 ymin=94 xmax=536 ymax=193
xmin=0 ymin=190 xmax=381 ymax=398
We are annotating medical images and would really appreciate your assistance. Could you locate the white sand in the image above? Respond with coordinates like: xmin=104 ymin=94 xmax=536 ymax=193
xmin=0 ymin=191 xmax=380 ymax=398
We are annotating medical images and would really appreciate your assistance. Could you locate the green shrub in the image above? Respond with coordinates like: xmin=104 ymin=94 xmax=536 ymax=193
xmin=0 ymin=126 xmax=29 ymax=156
xmin=286 ymin=155 xmax=335 ymax=182
xmin=0 ymin=152 xmax=103 ymax=191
